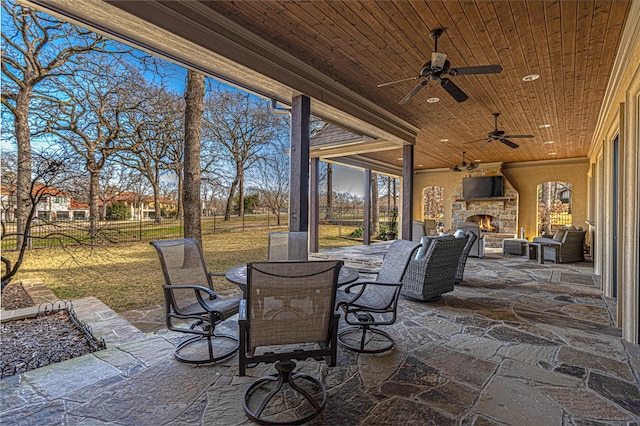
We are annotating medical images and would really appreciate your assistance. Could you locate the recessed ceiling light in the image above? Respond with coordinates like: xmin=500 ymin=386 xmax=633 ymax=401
xmin=544 ymin=141 xmax=554 ymax=144
xmin=396 ymin=157 xmax=403 ymax=161
xmin=440 ymin=138 xmax=449 ymax=142
xmin=548 ymin=152 xmax=557 ymax=155
xmin=427 ymin=97 xmax=440 ymax=103
xmin=523 ymin=74 xmax=540 ymax=81
xmin=539 ymin=124 xmax=551 ymax=128
xmin=417 ymin=164 xmax=424 ymax=167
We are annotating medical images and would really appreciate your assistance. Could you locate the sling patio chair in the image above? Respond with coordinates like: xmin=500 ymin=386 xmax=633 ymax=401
xmin=267 ymin=231 xmax=308 ymax=261
xmin=336 ymin=239 xmax=420 ymax=353
xmin=150 ymin=238 xmax=241 ymax=364
xmin=239 ymin=260 xmax=343 ymax=425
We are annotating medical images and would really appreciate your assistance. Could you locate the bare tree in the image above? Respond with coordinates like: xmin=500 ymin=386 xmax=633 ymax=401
xmin=0 ymin=150 xmax=17 ymax=221
xmin=1 ymin=0 xmax=117 ymax=248
xmin=252 ymin=151 xmax=289 ymax=225
xmin=38 ymin=59 xmax=147 ymax=235
xmin=202 ymin=90 xmax=285 ymax=220
xmin=115 ymin=85 xmax=183 ymax=223
xmin=1 ymin=151 xmax=77 ymax=289
xmin=183 ymin=70 xmax=205 ymax=242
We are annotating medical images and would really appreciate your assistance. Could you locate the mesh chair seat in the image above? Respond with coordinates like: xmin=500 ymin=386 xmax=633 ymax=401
xmin=239 ymin=260 xmax=343 ymax=425
xmin=151 ymin=238 xmax=241 ymax=364
xmin=336 ymin=240 xmax=420 ymax=353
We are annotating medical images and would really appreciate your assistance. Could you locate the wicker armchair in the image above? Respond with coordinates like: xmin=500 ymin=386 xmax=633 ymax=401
xmin=456 ymin=221 xmax=485 ymax=258
xmin=400 ymin=235 xmax=467 ymax=302
xmin=150 ymin=238 xmax=241 ymax=364
xmin=239 ymin=260 xmax=343 ymax=425
xmin=267 ymin=231 xmax=308 ymax=260
xmin=336 ymin=239 xmax=420 ymax=353
xmin=455 ymin=231 xmax=477 ymax=284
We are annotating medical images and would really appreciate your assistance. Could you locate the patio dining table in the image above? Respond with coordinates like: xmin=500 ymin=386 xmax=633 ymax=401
xmin=226 ymin=263 xmax=359 ymax=294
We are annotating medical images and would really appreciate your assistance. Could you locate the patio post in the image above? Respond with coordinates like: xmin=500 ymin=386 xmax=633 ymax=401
xmin=309 ymin=157 xmax=319 ymax=252
xmin=363 ymin=169 xmax=371 ymax=245
xmin=289 ymin=95 xmax=310 ymax=233
xmin=401 ymin=144 xmax=414 ymax=240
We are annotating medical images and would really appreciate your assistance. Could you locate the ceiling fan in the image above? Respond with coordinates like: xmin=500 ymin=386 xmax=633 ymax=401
xmin=450 ymin=151 xmax=478 ymax=172
xmin=377 ymin=28 xmax=503 ymax=104
xmin=464 ymin=112 xmax=534 ymax=149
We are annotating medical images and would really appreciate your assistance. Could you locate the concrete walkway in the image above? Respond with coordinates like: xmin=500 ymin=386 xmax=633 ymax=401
xmin=1 ymin=245 xmax=639 ymax=425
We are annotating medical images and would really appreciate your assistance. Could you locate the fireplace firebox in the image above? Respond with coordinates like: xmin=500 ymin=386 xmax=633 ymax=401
xmin=466 ymin=215 xmax=499 ymax=233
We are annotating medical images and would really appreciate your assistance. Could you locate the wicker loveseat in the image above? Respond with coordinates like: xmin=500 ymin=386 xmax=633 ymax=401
xmin=532 ymin=227 xmax=586 ymax=263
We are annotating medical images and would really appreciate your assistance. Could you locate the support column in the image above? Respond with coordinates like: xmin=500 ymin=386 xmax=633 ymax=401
xmin=309 ymin=158 xmax=319 ymax=252
xmin=363 ymin=169 xmax=371 ymax=245
xmin=401 ymin=144 xmax=414 ymax=240
xmin=289 ymin=95 xmax=310 ymax=232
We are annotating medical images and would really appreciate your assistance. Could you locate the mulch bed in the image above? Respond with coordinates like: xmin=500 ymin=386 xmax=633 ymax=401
xmin=1 ymin=283 xmax=103 ymax=378
xmin=1 ymin=283 xmax=34 ymax=310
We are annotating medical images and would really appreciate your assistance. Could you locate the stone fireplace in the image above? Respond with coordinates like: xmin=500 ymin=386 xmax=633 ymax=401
xmin=451 ymin=165 xmax=519 ymax=248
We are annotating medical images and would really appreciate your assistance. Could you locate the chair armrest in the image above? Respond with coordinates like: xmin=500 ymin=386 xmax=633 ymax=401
xmin=163 ymin=284 xmax=219 ymax=311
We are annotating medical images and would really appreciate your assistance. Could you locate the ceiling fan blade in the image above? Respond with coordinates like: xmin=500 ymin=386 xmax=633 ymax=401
xmin=440 ymin=78 xmax=468 ymax=102
xmin=399 ymin=80 xmax=428 ymax=104
xmin=449 ymin=64 xmax=503 ymax=76
xmin=377 ymin=75 xmax=421 ymax=87
xmin=502 ymin=134 xmax=534 ymax=139
xmin=450 ymin=165 xmax=461 ymax=172
xmin=499 ymin=138 xmax=520 ymax=148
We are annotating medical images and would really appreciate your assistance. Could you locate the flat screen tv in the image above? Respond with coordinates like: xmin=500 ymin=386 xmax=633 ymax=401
xmin=462 ymin=176 xmax=504 ymax=199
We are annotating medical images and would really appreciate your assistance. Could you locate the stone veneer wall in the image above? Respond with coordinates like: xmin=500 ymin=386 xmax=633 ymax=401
xmin=450 ymin=165 xmax=519 ymax=245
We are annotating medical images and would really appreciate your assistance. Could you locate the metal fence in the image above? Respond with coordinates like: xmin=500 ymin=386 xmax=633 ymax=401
xmin=1 ymin=213 xmax=291 ymax=251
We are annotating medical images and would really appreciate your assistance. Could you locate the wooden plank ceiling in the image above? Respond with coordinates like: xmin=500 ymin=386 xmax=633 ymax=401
xmin=202 ymin=0 xmax=630 ymax=170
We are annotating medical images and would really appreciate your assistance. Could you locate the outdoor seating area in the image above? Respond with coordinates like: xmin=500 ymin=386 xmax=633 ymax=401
xmin=2 ymin=242 xmax=639 ymax=425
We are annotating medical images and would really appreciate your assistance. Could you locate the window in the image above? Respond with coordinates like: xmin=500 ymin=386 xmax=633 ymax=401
xmin=537 ymin=181 xmax=572 ymax=236
xmin=423 ymin=186 xmax=445 ymax=227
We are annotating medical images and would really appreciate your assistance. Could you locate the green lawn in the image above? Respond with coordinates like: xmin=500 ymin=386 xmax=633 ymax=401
xmin=2 ymin=225 xmax=360 ymax=312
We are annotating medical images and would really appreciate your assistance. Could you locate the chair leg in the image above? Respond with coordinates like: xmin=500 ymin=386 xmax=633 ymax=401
xmin=173 ymin=332 xmax=238 ymax=364
xmin=338 ymin=324 xmax=394 ymax=354
xmin=243 ymin=360 xmax=327 ymax=425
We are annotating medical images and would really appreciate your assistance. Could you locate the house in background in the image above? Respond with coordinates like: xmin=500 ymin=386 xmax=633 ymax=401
xmin=102 ymin=191 xmax=177 ymax=220
xmin=32 ymin=184 xmax=89 ymax=221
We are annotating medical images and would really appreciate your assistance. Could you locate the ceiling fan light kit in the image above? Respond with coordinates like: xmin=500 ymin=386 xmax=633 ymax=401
xmin=450 ymin=151 xmax=478 ymax=172
xmin=377 ymin=28 xmax=503 ymax=104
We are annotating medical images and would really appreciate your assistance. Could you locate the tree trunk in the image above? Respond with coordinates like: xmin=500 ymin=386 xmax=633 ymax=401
xmin=183 ymin=70 xmax=205 ymax=243
xmin=152 ymin=181 xmax=162 ymax=224
xmin=88 ymin=168 xmax=100 ymax=237
xmin=14 ymin=89 xmax=33 ymax=250
xmin=326 ymin=163 xmax=333 ymax=220
xmin=238 ymin=166 xmax=244 ymax=217
xmin=224 ymin=177 xmax=238 ymax=221
xmin=372 ymin=173 xmax=379 ymax=236
xmin=177 ymin=170 xmax=184 ymax=219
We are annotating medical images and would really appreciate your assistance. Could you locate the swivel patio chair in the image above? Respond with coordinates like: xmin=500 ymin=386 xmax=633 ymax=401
xmin=150 ymin=238 xmax=241 ymax=364
xmin=455 ymin=231 xmax=477 ymax=284
xmin=239 ymin=260 xmax=343 ymax=425
xmin=267 ymin=231 xmax=308 ymax=261
xmin=401 ymin=235 xmax=467 ymax=302
xmin=336 ymin=239 xmax=420 ymax=353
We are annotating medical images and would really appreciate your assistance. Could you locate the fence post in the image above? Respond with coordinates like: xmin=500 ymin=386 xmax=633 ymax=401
xmin=139 ymin=217 xmax=142 ymax=241
xmin=242 ymin=213 xmax=245 ymax=231
xmin=213 ymin=213 xmax=216 ymax=234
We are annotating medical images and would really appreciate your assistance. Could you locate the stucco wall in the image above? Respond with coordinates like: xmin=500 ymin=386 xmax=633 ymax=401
xmin=413 ymin=158 xmax=589 ymax=241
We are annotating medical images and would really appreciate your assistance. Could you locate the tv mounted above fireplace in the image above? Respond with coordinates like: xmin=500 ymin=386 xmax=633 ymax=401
xmin=462 ymin=176 xmax=504 ymax=199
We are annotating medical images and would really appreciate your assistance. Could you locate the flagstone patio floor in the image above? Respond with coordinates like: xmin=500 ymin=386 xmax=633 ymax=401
xmin=1 ymin=244 xmax=639 ymax=425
